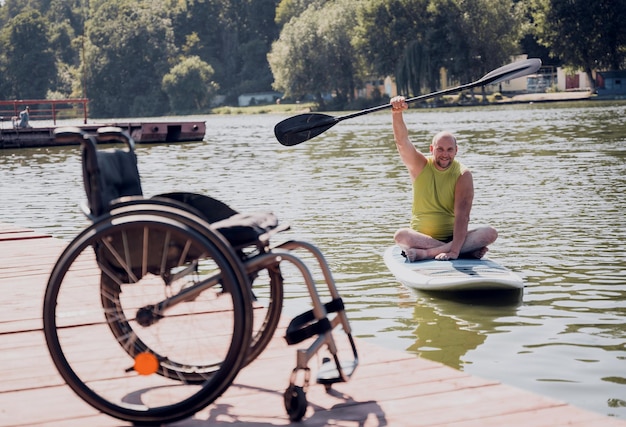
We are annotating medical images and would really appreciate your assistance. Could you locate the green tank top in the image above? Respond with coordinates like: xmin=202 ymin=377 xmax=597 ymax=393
xmin=410 ymin=158 xmax=467 ymax=241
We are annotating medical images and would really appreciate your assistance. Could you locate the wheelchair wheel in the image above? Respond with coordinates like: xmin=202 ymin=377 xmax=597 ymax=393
xmin=43 ymin=213 xmax=252 ymax=425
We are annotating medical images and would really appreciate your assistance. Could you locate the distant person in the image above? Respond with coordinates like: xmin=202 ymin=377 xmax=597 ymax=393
xmin=18 ymin=106 xmax=31 ymax=128
xmin=390 ymin=95 xmax=497 ymax=261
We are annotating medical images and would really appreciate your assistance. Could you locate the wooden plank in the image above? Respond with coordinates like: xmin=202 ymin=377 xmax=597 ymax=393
xmin=0 ymin=231 xmax=52 ymax=241
xmin=0 ymin=331 xmax=64 ymax=393
xmin=0 ymin=223 xmax=53 ymax=240
xmin=0 ymin=237 xmax=66 ymax=334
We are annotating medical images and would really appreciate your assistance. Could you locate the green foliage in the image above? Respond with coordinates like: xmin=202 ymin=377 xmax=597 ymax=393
xmin=451 ymin=0 xmax=523 ymax=79
xmin=0 ymin=9 xmax=57 ymax=99
xmin=268 ymin=0 xmax=359 ymax=108
xmin=0 ymin=0 xmax=623 ymax=117
xmin=162 ymin=56 xmax=219 ymax=113
xmin=84 ymin=0 xmax=176 ymax=117
xmin=275 ymin=0 xmax=327 ymax=26
xmin=352 ymin=0 xmax=523 ymax=97
xmin=531 ymin=0 xmax=626 ymax=88
xmin=354 ymin=0 xmax=433 ymax=96
xmin=169 ymin=0 xmax=279 ymax=104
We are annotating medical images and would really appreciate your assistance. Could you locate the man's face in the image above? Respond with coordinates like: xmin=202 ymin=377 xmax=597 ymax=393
xmin=430 ymin=136 xmax=458 ymax=170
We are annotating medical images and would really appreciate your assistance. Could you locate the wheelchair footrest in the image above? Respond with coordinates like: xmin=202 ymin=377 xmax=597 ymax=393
xmin=316 ymin=357 xmax=358 ymax=385
xmin=285 ymin=298 xmax=344 ymax=345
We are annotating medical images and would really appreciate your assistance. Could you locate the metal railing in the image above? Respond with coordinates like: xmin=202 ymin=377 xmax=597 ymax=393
xmin=0 ymin=99 xmax=88 ymax=125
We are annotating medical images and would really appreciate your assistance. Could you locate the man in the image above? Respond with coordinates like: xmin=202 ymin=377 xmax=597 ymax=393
xmin=390 ymin=95 xmax=497 ymax=261
xmin=18 ymin=106 xmax=31 ymax=128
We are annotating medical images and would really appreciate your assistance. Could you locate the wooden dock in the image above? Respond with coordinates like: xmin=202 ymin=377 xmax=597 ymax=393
xmin=1 ymin=223 xmax=625 ymax=427
xmin=0 ymin=121 xmax=206 ymax=149
xmin=0 ymin=99 xmax=206 ymax=148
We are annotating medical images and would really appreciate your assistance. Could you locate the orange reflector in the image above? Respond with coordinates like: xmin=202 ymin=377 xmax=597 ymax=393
xmin=134 ymin=352 xmax=159 ymax=375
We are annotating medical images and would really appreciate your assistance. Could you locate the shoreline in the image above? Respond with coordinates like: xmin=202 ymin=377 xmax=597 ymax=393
xmin=0 ymin=92 xmax=620 ymax=149
xmin=215 ymin=90 xmax=623 ymax=115
xmin=499 ymin=90 xmax=596 ymax=104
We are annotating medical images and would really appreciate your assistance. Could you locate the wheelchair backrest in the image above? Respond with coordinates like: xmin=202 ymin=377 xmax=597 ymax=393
xmin=83 ymin=128 xmax=143 ymax=218
xmin=54 ymin=126 xmax=143 ymax=218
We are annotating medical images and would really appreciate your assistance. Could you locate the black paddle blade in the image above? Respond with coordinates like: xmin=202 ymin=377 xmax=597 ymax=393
xmin=274 ymin=113 xmax=339 ymax=146
xmin=478 ymin=58 xmax=542 ymax=86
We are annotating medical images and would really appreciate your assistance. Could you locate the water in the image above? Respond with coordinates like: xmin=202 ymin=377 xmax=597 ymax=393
xmin=1 ymin=100 xmax=625 ymax=418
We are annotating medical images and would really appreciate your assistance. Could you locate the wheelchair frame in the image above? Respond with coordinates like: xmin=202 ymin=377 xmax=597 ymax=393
xmin=42 ymin=126 xmax=358 ymax=424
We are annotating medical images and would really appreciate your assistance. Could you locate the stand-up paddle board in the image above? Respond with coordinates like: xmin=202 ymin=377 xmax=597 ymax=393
xmin=383 ymin=245 xmax=524 ymax=291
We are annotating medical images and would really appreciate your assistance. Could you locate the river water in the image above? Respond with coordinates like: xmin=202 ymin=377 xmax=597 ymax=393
xmin=1 ymin=100 xmax=625 ymax=418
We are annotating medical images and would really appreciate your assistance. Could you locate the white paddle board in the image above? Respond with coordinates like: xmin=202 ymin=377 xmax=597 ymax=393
xmin=383 ymin=245 xmax=524 ymax=291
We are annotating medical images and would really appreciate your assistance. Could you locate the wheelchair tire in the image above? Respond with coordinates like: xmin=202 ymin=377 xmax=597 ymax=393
xmin=245 ymin=261 xmax=284 ymax=365
xmin=43 ymin=213 xmax=252 ymax=425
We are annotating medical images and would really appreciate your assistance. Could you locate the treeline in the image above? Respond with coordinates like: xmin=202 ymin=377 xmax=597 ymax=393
xmin=0 ymin=0 xmax=624 ymax=117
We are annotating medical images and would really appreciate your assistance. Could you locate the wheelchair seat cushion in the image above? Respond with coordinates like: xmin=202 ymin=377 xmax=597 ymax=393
xmin=156 ymin=192 xmax=279 ymax=247
xmin=211 ymin=211 xmax=279 ymax=247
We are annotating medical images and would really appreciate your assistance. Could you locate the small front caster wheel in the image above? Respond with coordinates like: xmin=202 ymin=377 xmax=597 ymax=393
xmin=284 ymin=385 xmax=307 ymax=421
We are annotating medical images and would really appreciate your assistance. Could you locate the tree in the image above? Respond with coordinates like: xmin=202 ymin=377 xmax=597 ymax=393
xmin=0 ymin=9 xmax=57 ymax=99
xmin=84 ymin=0 xmax=176 ymax=117
xmin=354 ymin=0 xmax=434 ymax=96
xmin=170 ymin=0 xmax=279 ymax=104
xmin=0 ymin=0 xmax=574 ymax=115
xmin=354 ymin=0 xmax=523 ymax=99
xmin=450 ymin=0 xmax=523 ymax=99
xmin=268 ymin=0 xmax=360 ymax=108
xmin=531 ymin=0 xmax=626 ymax=90
xmin=162 ymin=56 xmax=219 ymax=113
xmin=274 ymin=0 xmax=327 ymax=27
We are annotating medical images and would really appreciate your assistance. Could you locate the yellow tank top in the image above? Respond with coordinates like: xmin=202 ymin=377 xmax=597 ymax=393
xmin=410 ymin=158 xmax=467 ymax=241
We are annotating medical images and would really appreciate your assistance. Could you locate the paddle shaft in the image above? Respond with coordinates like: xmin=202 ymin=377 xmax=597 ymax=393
xmin=335 ymin=80 xmax=483 ymax=123
xmin=336 ymin=58 xmax=542 ymax=122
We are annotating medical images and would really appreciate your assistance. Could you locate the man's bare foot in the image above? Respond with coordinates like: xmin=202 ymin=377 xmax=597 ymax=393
xmin=405 ymin=248 xmax=429 ymax=262
xmin=460 ymin=247 xmax=489 ymax=259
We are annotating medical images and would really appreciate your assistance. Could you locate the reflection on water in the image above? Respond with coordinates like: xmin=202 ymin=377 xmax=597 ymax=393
xmin=1 ymin=100 xmax=625 ymax=418
xmin=407 ymin=290 xmax=522 ymax=370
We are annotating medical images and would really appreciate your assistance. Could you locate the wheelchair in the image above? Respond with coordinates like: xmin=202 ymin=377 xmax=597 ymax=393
xmin=42 ymin=126 xmax=358 ymax=425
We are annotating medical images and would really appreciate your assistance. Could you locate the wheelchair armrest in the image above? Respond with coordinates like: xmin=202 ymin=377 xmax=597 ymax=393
xmin=211 ymin=211 xmax=285 ymax=248
xmin=258 ymin=222 xmax=291 ymax=244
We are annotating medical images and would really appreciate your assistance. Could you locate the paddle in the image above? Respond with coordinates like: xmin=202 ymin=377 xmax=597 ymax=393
xmin=274 ymin=58 xmax=542 ymax=146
